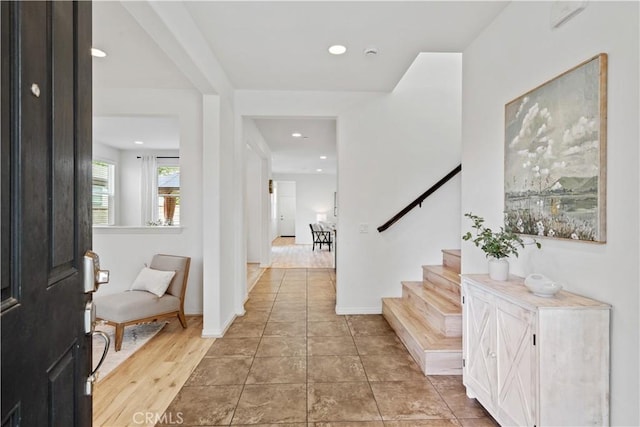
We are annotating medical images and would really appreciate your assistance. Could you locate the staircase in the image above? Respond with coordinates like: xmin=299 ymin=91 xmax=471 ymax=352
xmin=382 ymin=249 xmax=462 ymax=375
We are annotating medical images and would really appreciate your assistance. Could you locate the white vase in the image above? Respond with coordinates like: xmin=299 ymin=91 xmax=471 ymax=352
xmin=488 ymin=258 xmax=509 ymax=281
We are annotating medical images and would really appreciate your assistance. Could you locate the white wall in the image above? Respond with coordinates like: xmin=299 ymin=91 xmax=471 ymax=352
xmin=272 ymin=173 xmax=337 ymax=244
xmin=93 ymin=88 xmax=204 ymax=315
xmin=93 ymin=141 xmax=121 ymax=164
xmin=460 ymin=3 xmax=639 ymax=424
xmin=269 ymin=190 xmax=278 ymax=243
xmin=246 ymin=146 xmax=262 ymax=262
xmin=234 ymin=56 xmax=462 ymax=315
xmin=337 ymin=53 xmax=463 ymax=313
xmin=234 ymin=89 xmax=385 ymax=281
xmin=201 ymin=95 xmax=222 ymax=333
xmin=119 ymin=0 xmax=240 ymax=338
xmin=242 ymin=117 xmax=274 ymax=267
xmin=220 ymin=98 xmax=240 ymax=324
xmin=201 ymin=94 xmax=242 ymax=337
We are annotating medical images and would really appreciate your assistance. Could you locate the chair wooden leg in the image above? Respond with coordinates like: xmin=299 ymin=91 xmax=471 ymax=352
xmin=114 ymin=324 xmax=124 ymax=352
xmin=178 ymin=311 xmax=187 ymax=328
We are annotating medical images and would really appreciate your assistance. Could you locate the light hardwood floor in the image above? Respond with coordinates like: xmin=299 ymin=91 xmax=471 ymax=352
xmin=93 ymin=316 xmax=213 ymax=427
xmin=271 ymin=237 xmax=334 ymax=268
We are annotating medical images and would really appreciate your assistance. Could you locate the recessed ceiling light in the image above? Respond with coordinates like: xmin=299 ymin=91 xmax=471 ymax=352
xmin=328 ymin=45 xmax=347 ymax=55
xmin=292 ymin=132 xmax=302 ymax=138
xmin=91 ymin=47 xmax=107 ymax=58
xmin=316 ymin=168 xmax=323 ymax=172
xmin=134 ymin=140 xmax=144 ymax=145
xmin=320 ymin=156 xmax=327 ymax=160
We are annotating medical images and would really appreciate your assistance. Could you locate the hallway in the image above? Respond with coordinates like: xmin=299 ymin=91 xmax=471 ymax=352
xmin=159 ymin=268 xmax=497 ymax=426
xmin=270 ymin=237 xmax=334 ymax=269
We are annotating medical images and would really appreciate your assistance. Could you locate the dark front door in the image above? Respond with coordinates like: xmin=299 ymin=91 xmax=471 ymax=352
xmin=1 ymin=1 xmax=93 ymax=426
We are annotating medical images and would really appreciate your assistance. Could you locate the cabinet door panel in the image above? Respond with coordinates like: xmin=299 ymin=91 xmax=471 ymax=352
xmin=463 ymin=285 xmax=495 ymax=405
xmin=495 ymin=300 xmax=536 ymax=426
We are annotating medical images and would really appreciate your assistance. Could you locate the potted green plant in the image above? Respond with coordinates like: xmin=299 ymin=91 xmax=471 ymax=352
xmin=462 ymin=213 xmax=541 ymax=280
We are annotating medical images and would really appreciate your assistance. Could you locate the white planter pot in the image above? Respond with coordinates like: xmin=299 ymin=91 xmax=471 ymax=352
xmin=488 ymin=258 xmax=509 ymax=281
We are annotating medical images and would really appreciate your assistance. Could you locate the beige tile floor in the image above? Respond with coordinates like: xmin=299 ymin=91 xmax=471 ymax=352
xmin=159 ymin=268 xmax=498 ymax=426
xmin=247 ymin=263 xmax=266 ymax=290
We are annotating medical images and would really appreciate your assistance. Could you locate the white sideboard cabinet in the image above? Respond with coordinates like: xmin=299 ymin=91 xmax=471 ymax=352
xmin=461 ymin=275 xmax=610 ymax=426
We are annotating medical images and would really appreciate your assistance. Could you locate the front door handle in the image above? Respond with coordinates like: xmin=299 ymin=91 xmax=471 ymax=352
xmin=84 ymin=301 xmax=95 ymax=334
xmin=83 ymin=251 xmax=111 ymax=395
xmin=90 ymin=331 xmax=110 ymax=376
xmin=86 ymin=331 xmax=110 ymax=395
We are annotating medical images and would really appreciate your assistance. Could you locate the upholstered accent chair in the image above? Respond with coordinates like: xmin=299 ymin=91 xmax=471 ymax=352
xmin=94 ymin=254 xmax=191 ymax=351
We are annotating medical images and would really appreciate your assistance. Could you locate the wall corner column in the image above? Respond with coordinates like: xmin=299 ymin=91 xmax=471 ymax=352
xmin=202 ymin=94 xmax=222 ymax=336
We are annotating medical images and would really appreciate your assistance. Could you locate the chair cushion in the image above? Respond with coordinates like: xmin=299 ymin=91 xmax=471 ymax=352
xmin=150 ymin=255 xmax=190 ymax=298
xmin=95 ymin=291 xmax=180 ymax=323
xmin=130 ymin=267 xmax=176 ymax=297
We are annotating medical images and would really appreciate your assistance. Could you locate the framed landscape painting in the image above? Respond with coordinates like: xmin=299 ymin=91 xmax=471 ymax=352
xmin=504 ymin=53 xmax=607 ymax=243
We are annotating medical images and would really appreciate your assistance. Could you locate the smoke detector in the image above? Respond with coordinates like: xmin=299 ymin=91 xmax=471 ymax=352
xmin=364 ymin=47 xmax=378 ymax=56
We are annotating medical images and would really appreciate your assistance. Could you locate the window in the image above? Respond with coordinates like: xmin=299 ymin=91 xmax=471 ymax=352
xmin=92 ymin=161 xmax=115 ymax=225
xmin=157 ymin=165 xmax=180 ymax=225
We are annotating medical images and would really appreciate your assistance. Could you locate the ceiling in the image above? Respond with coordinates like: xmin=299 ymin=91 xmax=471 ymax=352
xmin=92 ymin=1 xmax=509 ymax=172
xmin=93 ymin=116 xmax=180 ymax=151
xmin=92 ymin=1 xmax=193 ymax=90
xmin=184 ymin=1 xmax=508 ymax=92
xmin=253 ymin=118 xmax=337 ymax=174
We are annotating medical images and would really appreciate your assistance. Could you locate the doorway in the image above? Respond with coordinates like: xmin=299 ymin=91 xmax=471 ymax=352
xmin=277 ymin=181 xmax=296 ymax=237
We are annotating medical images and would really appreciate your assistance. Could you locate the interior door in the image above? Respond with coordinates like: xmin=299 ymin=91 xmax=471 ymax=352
xmin=1 ymin=2 xmax=93 ymax=426
xmin=277 ymin=181 xmax=296 ymax=237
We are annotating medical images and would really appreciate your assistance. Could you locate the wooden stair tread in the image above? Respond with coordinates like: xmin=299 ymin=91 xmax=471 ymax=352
xmin=382 ymin=298 xmax=462 ymax=352
xmin=424 ymin=265 xmax=461 ymax=285
xmin=402 ymin=281 xmax=461 ymax=313
xmin=441 ymin=249 xmax=461 ymax=258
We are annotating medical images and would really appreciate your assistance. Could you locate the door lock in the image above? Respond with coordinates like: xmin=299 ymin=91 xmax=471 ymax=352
xmin=83 ymin=250 xmax=109 ymax=293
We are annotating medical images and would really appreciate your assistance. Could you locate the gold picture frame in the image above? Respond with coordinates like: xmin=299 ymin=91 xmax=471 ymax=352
xmin=504 ymin=53 xmax=607 ymax=243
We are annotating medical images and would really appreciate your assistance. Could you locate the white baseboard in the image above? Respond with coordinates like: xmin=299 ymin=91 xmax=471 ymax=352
xmin=201 ymin=314 xmax=236 ymax=338
xmin=201 ymin=330 xmax=223 ymax=338
xmin=335 ymin=306 xmax=382 ymax=315
xmin=247 ymin=282 xmax=257 ymax=294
